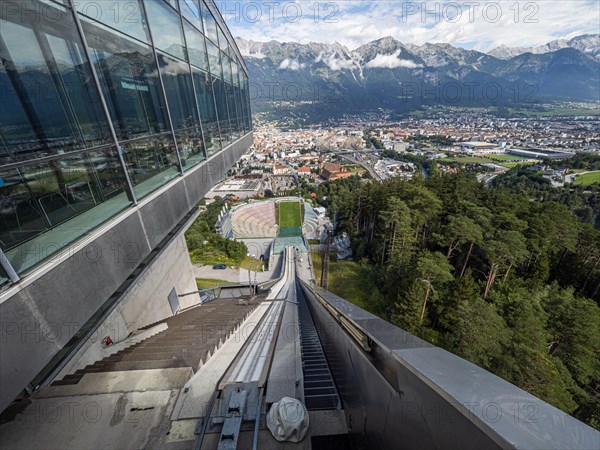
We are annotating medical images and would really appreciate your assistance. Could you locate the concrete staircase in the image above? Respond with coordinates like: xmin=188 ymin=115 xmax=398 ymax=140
xmin=50 ymin=298 xmax=260 ymax=387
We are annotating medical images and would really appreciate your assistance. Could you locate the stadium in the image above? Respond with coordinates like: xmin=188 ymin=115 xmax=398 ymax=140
xmin=216 ymin=198 xmax=327 ymax=255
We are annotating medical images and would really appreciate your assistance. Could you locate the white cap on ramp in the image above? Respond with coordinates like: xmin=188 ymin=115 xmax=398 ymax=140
xmin=266 ymin=397 xmax=309 ymax=442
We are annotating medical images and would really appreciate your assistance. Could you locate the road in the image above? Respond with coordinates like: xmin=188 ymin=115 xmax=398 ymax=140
xmin=338 ymin=153 xmax=382 ymax=181
xmin=192 ymin=254 xmax=282 ymax=285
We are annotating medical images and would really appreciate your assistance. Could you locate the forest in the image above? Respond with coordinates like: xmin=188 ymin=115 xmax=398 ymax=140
xmin=185 ymin=197 xmax=247 ymax=266
xmin=318 ymin=172 xmax=600 ymax=430
xmin=493 ymin=165 xmax=600 ymax=228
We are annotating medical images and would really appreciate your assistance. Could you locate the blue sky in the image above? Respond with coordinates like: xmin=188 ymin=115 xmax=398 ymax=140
xmin=217 ymin=1 xmax=600 ymax=51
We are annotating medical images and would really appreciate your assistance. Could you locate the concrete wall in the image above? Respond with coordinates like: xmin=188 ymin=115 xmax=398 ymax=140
xmin=56 ymin=233 xmax=197 ymax=379
xmin=0 ymin=133 xmax=253 ymax=412
xmin=239 ymin=239 xmax=272 ymax=259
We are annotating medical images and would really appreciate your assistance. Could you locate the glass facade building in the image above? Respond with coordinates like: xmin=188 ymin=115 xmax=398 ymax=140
xmin=0 ymin=0 xmax=252 ymax=285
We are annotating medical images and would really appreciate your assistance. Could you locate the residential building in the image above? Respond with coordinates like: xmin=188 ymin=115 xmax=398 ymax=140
xmin=320 ymin=163 xmax=353 ymax=181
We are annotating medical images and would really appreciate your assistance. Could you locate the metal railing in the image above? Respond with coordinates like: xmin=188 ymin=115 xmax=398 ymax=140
xmin=298 ymin=280 xmax=600 ymax=450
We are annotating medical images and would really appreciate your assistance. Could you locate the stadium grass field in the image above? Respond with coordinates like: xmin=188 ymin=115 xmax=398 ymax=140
xmin=278 ymin=201 xmax=303 ymax=228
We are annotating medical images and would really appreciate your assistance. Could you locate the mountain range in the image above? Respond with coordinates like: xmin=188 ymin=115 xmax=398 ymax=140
xmin=237 ymin=34 xmax=600 ymax=119
xmin=488 ymin=35 xmax=600 ymax=61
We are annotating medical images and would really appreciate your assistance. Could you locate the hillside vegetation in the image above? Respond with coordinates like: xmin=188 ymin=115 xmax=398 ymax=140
xmin=185 ymin=198 xmax=247 ymax=266
xmin=326 ymin=172 xmax=600 ymax=429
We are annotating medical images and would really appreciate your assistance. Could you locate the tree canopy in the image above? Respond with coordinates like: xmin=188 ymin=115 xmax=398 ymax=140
xmin=326 ymin=171 xmax=600 ymax=430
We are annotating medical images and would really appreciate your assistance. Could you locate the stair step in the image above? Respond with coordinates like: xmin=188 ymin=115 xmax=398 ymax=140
xmin=51 ymin=299 xmax=261 ymax=384
xmin=140 ymin=336 xmax=227 ymax=344
xmin=61 ymin=374 xmax=84 ymax=381
xmin=127 ymin=344 xmax=211 ymax=353
xmin=50 ymin=376 xmax=83 ymax=386
xmin=76 ymin=366 xmax=104 ymax=373
xmin=91 ymin=359 xmax=191 ymax=372
xmin=104 ymin=351 xmax=208 ymax=362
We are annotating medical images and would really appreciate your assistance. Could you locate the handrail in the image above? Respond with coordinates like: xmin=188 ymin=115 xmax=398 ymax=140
xmin=300 ymin=280 xmax=371 ymax=352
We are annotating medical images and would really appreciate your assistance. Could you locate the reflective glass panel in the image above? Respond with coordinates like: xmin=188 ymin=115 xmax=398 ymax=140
xmin=203 ymin=121 xmax=222 ymax=157
xmin=206 ymin=40 xmax=221 ymax=78
xmin=217 ymin=25 xmax=229 ymax=53
xmin=221 ymin=52 xmax=231 ymax=83
xmin=191 ymin=68 xmax=217 ymax=124
xmin=163 ymin=0 xmax=180 ymax=10
xmin=0 ymin=147 xmax=130 ymax=274
xmin=82 ymin=21 xmax=169 ymax=141
xmin=184 ymin=20 xmax=209 ymax=71
xmin=177 ymin=126 xmax=206 ymax=170
xmin=222 ymin=56 xmax=240 ymax=137
xmin=201 ymin=1 xmax=218 ymax=44
xmin=179 ymin=0 xmax=202 ymax=24
xmin=191 ymin=68 xmax=221 ymax=155
xmin=144 ymin=0 xmax=186 ymax=61
xmin=0 ymin=3 xmax=112 ymax=165
xmin=212 ymin=73 xmax=231 ymax=144
xmin=120 ymin=134 xmax=180 ymax=198
xmin=158 ymin=53 xmax=197 ymax=130
xmin=76 ymin=0 xmax=150 ymax=43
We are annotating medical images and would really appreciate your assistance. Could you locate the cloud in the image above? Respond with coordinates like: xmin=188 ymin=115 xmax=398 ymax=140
xmin=315 ymin=52 xmax=357 ymax=71
xmin=278 ymin=58 xmax=305 ymax=70
xmin=365 ymin=51 xmax=422 ymax=69
xmin=221 ymin=1 xmax=599 ymax=52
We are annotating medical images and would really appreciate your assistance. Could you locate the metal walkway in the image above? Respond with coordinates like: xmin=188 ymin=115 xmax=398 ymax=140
xmin=297 ymin=281 xmax=341 ymax=411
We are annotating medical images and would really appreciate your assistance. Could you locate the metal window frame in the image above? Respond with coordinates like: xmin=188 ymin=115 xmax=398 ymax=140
xmin=199 ymin=0 xmax=225 ymax=149
xmin=0 ymin=0 xmax=252 ymax=288
xmin=68 ymin=0 xmax=138 ymax=205
xmin=139 ymin=0 xmax=186 ymax=175
xmin=178 ymin=6 xmax=209 ymax=164
xmin=1 ymin=0 xmax=142 ymax=287
xmin=0 ymin=249 xmax=20 ymax=284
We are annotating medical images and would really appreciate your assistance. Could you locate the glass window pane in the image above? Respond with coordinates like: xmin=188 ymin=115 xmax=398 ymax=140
xmin=81 ymin=21 xmax=169 ymax=141
xmin=221 ymin=52 xmax=231 ymax=83
xmin=201 ymin=1 xmax=218 ymax=44
xmin=180 ymin=0 xmax=201 ymax=24
xmin=1 ymin=147 xmax=131 ymax=275
xmin=231 ymin=59 xmax=239 ymax=81
xmin=234 ymin=87 xmax=244 ymax=134
xmin=191 ymin=68 xmax=221 ymax=155
xmin=177 ymin=126 xmax=206 ymax=170
xmin=0 ymin=6 xmax=112 ymax=165
xmin=144 ymin=0 xmax=186 ymax=61
xmin=212 ymin=73 xmax=231 ymax=144
xmin=191 ymin=69 xmax=217 ymax=123
xmin=163 ymin=0 xmax=180 ymax=10
xmin=217 ymin=25 xmax=229 ymax=53
xmin=158 ymin=53 xmax=197 ymax=130
xmin=76 ymin=0 xmax=150 ymax=43
xmin=222 ymin=56 xmax=240 ymax=137
xmin=184 ymin=20 xmax=209 ymax=71
xmin=206 ymin=40 xmax=221 ymax=78
xmin=121 ymin=134 xmax=180 ymax=198
xmin=202 ymin=122 xmax=221 ymax=157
